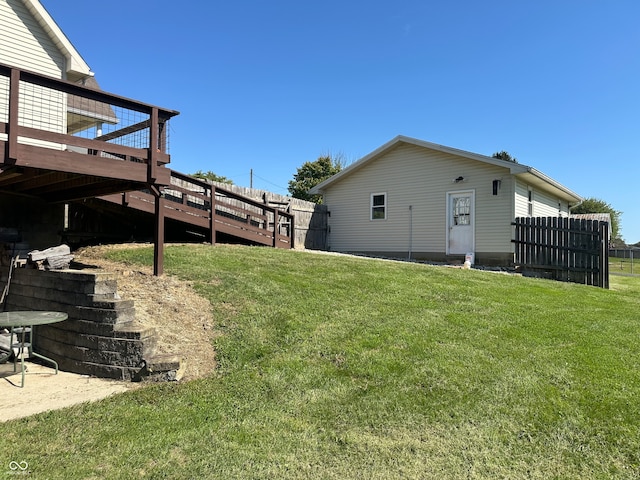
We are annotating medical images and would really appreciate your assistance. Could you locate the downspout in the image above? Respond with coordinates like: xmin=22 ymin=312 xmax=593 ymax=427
xmin=408 ymin=205 xmax=413 ymax=261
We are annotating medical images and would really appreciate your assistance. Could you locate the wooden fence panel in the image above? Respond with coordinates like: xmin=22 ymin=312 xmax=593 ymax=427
xmin=512 ymin=217 xmax=609 ymax=288
xmin=210 ymin=182 xmax=328 ymax=250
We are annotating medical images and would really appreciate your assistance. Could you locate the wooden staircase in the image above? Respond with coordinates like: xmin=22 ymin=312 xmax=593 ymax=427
xmin=98 ymin=170 xmax=295 ymax=249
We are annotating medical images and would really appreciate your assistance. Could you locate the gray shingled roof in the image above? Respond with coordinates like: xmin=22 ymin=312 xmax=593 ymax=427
xmin=67 ymin=76 xmax=118 ymax=134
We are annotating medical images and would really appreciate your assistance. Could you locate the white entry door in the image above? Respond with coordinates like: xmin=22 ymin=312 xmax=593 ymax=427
xmin=447 ymin=191 xmax=475 ymax=255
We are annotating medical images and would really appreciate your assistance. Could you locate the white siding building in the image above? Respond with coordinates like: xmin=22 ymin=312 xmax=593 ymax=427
xmin=310 ymin=136 xmax=582 ymax=265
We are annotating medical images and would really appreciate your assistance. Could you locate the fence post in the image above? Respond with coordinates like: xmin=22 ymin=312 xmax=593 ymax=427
xmin=551 ymin=216 xmax=559 ymax=268
xmin=599 ymin=221 xmax=609 ymax=288
xmin=290 ymin=213 xmax=295 ymax=249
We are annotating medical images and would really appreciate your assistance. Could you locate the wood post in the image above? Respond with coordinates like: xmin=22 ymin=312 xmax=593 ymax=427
xmin=148 ymin=107 xmax=158 ymax=183
xmin=273 ymin=209 xmax=279 ymax=247
xmin=599 ymin=221 xmax=609 ymax=288
xmin=290 ymin=213 xmax=295 ymax=249
xmin=210 ymin=186 xmax=216 ymax=245
xmin=151 ymin=185 xmax=165 ymax=276
xmin=8 ymin=68 xmax=19 ymax=161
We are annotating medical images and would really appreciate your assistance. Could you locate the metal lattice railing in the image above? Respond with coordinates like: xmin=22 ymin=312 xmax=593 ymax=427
xmin=0 ymin=65 xmax=175 ymax=156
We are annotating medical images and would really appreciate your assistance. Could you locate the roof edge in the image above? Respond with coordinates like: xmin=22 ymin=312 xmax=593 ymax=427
xmin=310 ymin=135 xmax=529 ymax=194
xmin=22 ymin=0 xmax=93 ymax=78
xmin=309 ymin=135 xmax=582 ymax=204
xmin=520 ymin=167 xmax=583 ymax=203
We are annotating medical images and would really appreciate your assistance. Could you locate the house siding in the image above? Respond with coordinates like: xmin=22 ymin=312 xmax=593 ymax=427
xmin=534 ymin=189 xmax=563 ymax=217
xmin=325 ymin=143 xmax=515 ymax=259
xmin=514 ymin=180 xmax=530 ymax=218
xmin=0 ymin=0 xmax=67 ymax=147
xmin=514 ymin=179 xmax=571 ymax=218
xmin=0 ymin=0 xmax=65 ymax=77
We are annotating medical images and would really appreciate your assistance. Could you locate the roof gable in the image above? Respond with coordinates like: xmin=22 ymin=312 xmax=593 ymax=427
xmin=20 ymin=0 xmax=92 ymax=80
xmin=310 ymin=135 xmax=582 ymax=204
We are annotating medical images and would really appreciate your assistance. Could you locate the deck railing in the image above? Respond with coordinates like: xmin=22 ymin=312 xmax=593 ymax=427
xmin=0 ymin=63 xmax=178 ymax=186
xmin=101 ymin=170 xmax=295 ymax=248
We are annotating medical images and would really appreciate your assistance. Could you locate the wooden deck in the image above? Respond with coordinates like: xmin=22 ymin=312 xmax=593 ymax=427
xmin=0 ymin=63 xmax=292 ymax=274
xmin=0 ymin=64 xmax=177 ymax=202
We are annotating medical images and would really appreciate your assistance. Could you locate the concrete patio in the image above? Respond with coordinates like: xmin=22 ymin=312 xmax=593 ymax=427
xmin=0 ymin=361 xmax=135 ymax=422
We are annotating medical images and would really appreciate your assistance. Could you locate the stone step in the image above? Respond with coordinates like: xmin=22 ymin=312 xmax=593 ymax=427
xmin=133 ymin=354 xmax=181 ymax=382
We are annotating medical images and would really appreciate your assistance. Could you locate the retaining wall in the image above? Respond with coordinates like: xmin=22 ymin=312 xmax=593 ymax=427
xmin=0 ymin=267 xmax=178 ymax=381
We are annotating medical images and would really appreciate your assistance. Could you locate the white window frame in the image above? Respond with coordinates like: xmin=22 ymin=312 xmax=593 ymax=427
xmin=370 ymin=192 xmax=387 ymax=220
xmin=527 ymin=187 xmax=534 ymax=216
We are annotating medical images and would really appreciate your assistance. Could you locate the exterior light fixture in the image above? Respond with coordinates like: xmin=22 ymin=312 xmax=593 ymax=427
xmin=454 ymin=176 xmax=464 ymax=183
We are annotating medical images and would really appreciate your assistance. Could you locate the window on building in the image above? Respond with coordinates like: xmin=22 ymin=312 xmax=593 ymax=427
xmin=527 ymin=188 xmax=534 ymax=216
xmin=371 ymin=193 xmax=387 ymax=220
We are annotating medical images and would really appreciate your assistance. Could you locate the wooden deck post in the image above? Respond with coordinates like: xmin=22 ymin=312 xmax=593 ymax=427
xmin=148 ymin=107 xmax=159 ymax=182
xmin=273 ymin=209 xmax=279 ymax=248
xmin=210 ymin=185 xmax=216 ymax=245
xmin=151 ymin=185 xmax=165 ymax=276
xmin=8 ymin=69 xmax=20 ymax=161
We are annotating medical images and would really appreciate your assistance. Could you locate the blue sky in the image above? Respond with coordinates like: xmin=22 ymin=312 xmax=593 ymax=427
xmin=43 ymin=1 xmax=640 ymax=243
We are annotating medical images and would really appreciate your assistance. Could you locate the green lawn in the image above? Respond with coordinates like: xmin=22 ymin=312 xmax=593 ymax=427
xmin=2 ymin=244 xmax=639 ymax=479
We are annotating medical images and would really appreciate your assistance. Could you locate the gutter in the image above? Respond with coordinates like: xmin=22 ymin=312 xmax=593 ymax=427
xmin=521 ymin=166 xmax=583 ymax=205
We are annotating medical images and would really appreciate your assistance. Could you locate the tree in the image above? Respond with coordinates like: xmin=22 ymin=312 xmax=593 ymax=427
xmin=571 ymin=197 xmax=623 ymax=243
xmin=191 ymin=170 xmax=233 ymax=184
xmin=492 ymin=151 xmax=518 ymax=163
xmin=288 ymin=154 xmax=344 ymax=203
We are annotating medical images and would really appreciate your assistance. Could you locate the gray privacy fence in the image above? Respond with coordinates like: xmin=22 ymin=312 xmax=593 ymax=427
xmin=512 ymin=217 xmax=609 ymax=288
xmin=210 ymin=183 xmax=328 ymax=250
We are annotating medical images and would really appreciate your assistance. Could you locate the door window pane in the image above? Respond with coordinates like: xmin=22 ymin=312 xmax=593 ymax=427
xmin=453 ymin=197 xmax=470 ymax=225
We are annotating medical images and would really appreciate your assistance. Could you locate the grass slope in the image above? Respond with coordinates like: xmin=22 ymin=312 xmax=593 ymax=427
xmin=1 ymin=244 xmax=639 ymax=479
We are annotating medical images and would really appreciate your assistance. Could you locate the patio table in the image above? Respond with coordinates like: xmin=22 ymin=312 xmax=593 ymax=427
xmin=0 ymin=311 xmax=68 ymax=387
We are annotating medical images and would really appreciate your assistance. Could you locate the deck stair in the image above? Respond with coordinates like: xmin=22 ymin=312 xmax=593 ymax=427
xmin=98 ymin=170 xmax=295 ymax=249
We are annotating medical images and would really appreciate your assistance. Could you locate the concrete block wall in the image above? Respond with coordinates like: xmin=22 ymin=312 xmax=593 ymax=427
xmin=0 ymin=267 xmax=179 ymax=381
